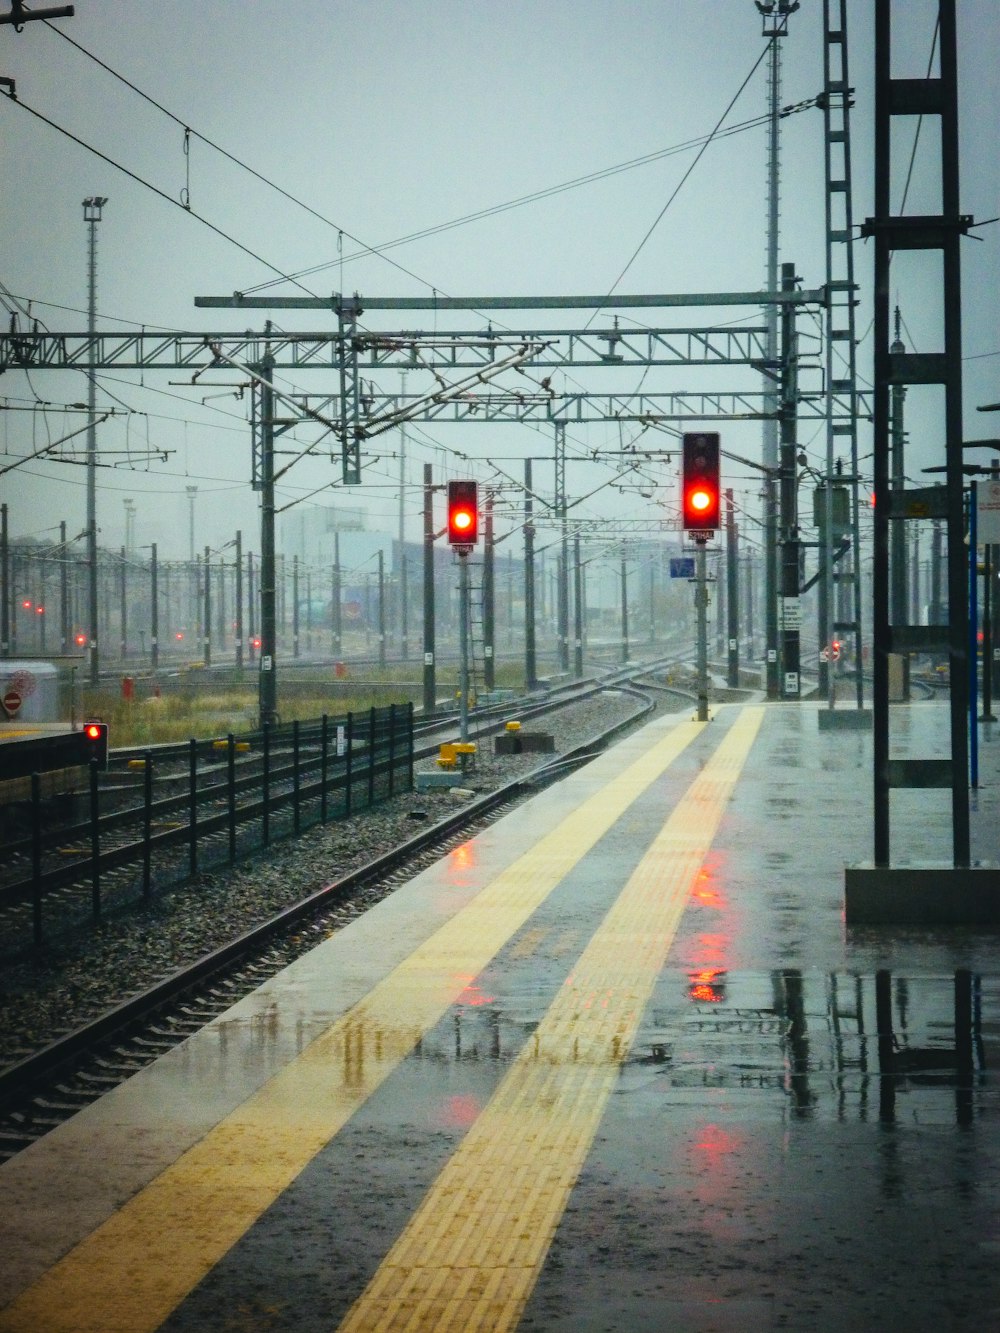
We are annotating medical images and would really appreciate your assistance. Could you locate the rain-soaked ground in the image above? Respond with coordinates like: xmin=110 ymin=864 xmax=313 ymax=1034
xmin=3 ymin=700 xmax=998 ymax=1333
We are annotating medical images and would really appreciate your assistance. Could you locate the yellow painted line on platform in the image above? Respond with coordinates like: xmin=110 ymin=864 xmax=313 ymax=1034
xmin=338 ymin=705 xmax=765 ymax=1333
xmin=0 ymin=713 xmax=714 ymax=1333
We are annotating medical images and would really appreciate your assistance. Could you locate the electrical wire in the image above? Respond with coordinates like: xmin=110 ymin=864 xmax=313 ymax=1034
xmin=3 ymin=93 xmax=321 ymax=296
xmin=246 ymin=105 xmax=815 ymax=295
xmin=40 ymin=17 xmax=434 ymax=293
xmin=598 ymin=40 xmax=775 ymax=308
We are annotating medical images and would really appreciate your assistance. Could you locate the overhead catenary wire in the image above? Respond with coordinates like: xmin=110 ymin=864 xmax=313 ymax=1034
xmin=2 ymin=93 xmax=322 ymax=298
xmin=244 ymin=102 xmax=818 ymax=296
xmin=39 ymin=17 xmax=434 ymax=294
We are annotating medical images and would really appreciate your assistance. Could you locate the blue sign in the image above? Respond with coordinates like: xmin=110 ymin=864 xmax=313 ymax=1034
xmin=669 ymin=557 xmax=696 ymax=579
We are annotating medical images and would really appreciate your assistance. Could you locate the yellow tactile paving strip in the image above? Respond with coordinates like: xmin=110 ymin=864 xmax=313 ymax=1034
xmin=0 ymin=712 xmax=716 ymax=1333
xmin=338 ymin=705 xmax=764 ymax=1332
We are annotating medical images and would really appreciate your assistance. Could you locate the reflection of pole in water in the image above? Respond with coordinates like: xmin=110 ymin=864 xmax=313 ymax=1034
xmin=875 ymin=969 xmax=896 ymax=1124
xmin=778 ymin=969 xmax=814 ymax=1116
xmin=955 ymin=968 xmax=974 ymax=1127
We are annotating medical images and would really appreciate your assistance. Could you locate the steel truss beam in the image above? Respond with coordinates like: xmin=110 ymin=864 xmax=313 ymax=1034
xmin=0 ymin=325 xmax=775 ymax=373
xmin=283 ymin=388 xmax=865 ymax=428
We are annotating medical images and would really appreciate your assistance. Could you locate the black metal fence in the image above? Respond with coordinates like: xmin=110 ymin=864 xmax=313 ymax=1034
xmin=11 ymin=704 xmax=413 ymax=949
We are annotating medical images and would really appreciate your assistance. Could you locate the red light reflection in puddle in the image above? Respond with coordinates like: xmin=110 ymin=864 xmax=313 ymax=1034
xmin=685 ymin=1123 xmax=750 ymax=1223
xmin=693 ymin=1123 xmax=741 ymax=1159
xmin=454 ymin=974 xmax=496 ymax=1008
xmin=440 ymin=1093 xmax=482 ymax=1130
xmin=445 ymin=840 xmax=478 ymax=889
xmin=691 ymin=851 xmax=727 ymax=908
xmin=688 ymin=967 xmax=727 ymax=1004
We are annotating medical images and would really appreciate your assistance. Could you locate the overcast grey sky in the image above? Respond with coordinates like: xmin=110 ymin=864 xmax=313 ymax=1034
xmin=1 ymin=0 xmax=997 ymax=560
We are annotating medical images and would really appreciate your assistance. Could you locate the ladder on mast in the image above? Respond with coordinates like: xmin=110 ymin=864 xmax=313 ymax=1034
xmin=821 ymin=0 xmax=865 ymax=712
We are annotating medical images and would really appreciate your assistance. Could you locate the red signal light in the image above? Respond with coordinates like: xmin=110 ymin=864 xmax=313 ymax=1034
xmin=82 ymin=719 xmax=109 ymax=769
xmin=75 ymin=633 xmax=87 ymax=646
xmin=681 ymin=433 xmax=721 ymax=531
xmin=447 ymin=479 xmax=479 ymax=546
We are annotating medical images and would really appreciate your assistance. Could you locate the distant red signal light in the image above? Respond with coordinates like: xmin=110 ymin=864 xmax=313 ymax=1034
xmin=75 ymin=633 xmax=87 ymax=646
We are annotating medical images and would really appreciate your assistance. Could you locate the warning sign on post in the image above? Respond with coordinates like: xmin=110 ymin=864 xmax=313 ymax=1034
xmin=779 ymin=596 xmax=802 ymax=630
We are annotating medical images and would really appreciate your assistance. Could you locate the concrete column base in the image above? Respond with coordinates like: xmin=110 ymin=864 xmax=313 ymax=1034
xmin=845 ymin=862 xmax=1000 ymax=924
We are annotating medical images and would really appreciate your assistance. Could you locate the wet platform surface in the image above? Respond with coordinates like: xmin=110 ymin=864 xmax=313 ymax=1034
xmin=1 ymin=701 xmax=999 ymax=1332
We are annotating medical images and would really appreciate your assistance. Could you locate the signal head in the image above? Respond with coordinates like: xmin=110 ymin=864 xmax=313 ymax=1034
xmin=447 ymin=479 xmax=479 ymax=546
xmin=82 ymin=719 xmax=109 ymax=769
xmin=681 ymin=432 xmax=721 ymax=532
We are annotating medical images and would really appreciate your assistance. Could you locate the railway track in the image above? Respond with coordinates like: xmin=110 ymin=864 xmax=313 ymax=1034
xmin=0 ymin=671 xmax=653 ymax=944
xmin=0 ymin=682 xmax=657 ymax=1160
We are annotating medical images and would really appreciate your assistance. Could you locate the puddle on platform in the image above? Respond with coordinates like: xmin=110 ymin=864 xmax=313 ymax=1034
xmin=626 ymin=968 xmax=999 ymax=1127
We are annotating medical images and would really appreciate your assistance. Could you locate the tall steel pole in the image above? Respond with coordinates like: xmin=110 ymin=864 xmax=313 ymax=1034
xmin=458 ymin=551 xmax=470 ymax=743
xmin=555 ymin=422 xmax=569 ymax=671
xmin=1 ymin=502 xmax=9 ymax=658
xmin=483 ymin=495 xmax=495 ymax=689
xmin=523 ymin=459 xmax=537 ymax=689
xmin=779 ymin=261 xmax=801 ymax=698
xmin=377 ymin=549 xmax=386 ymax=667
xmin=398 ymin=372 xmax=409 ymax=659
xmin=696 ymin=537 xmax=709 ymax=721
xmin=890 ymin=310 xmax=910 ymax=699
xmin=332 ymin=532 xmax=342 ymax=659
xmin=234 ymin=529 xmax=243 ymax=671
xmin=758 ymin=5 xmax=794 ymax=697
xmin=59 ymin=519 xmax=68 ymax=655
xmin=422 ymin=464 xmax=436 ymax=714
xmin=258 ymin=349 xmax=277 ymax=727
xmin=150 ymin=542 xmax=158 ymax=673
xmin=83 ymin=196 xmax=107 ymax=686
xmin=573 ymin=531 xmax=584 ymax=678
xmin=726 ymin=489 xmax=740 ymax=687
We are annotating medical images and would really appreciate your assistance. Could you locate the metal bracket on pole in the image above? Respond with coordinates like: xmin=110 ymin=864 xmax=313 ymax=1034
xmin=336 ymin=296 xmax=363 ymax=485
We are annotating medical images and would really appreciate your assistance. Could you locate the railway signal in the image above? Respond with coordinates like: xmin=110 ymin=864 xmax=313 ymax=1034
xmin=82 ymin=719 xmax=109 ymax=769
xmin=447 ymin=480 xmax=479 ymax=546
xmin=681 ymin=432 xmax=721 ymax=532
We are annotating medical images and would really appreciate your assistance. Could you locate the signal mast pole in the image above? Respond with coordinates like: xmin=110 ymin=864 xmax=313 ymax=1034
xmin=757 ymin=1 xmax=796 ymax=698
xmin=83 ymin=196 xmax=107 ymax=686
xmin=695 ymin=536 xmax=709 ymax=722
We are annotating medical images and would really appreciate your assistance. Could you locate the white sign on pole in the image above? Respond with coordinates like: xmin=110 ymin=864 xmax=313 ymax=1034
xmin=779 ymin=596 xmax=802 ymax=629
xmin=977 ymin=479 xmax=1000 ymax=544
